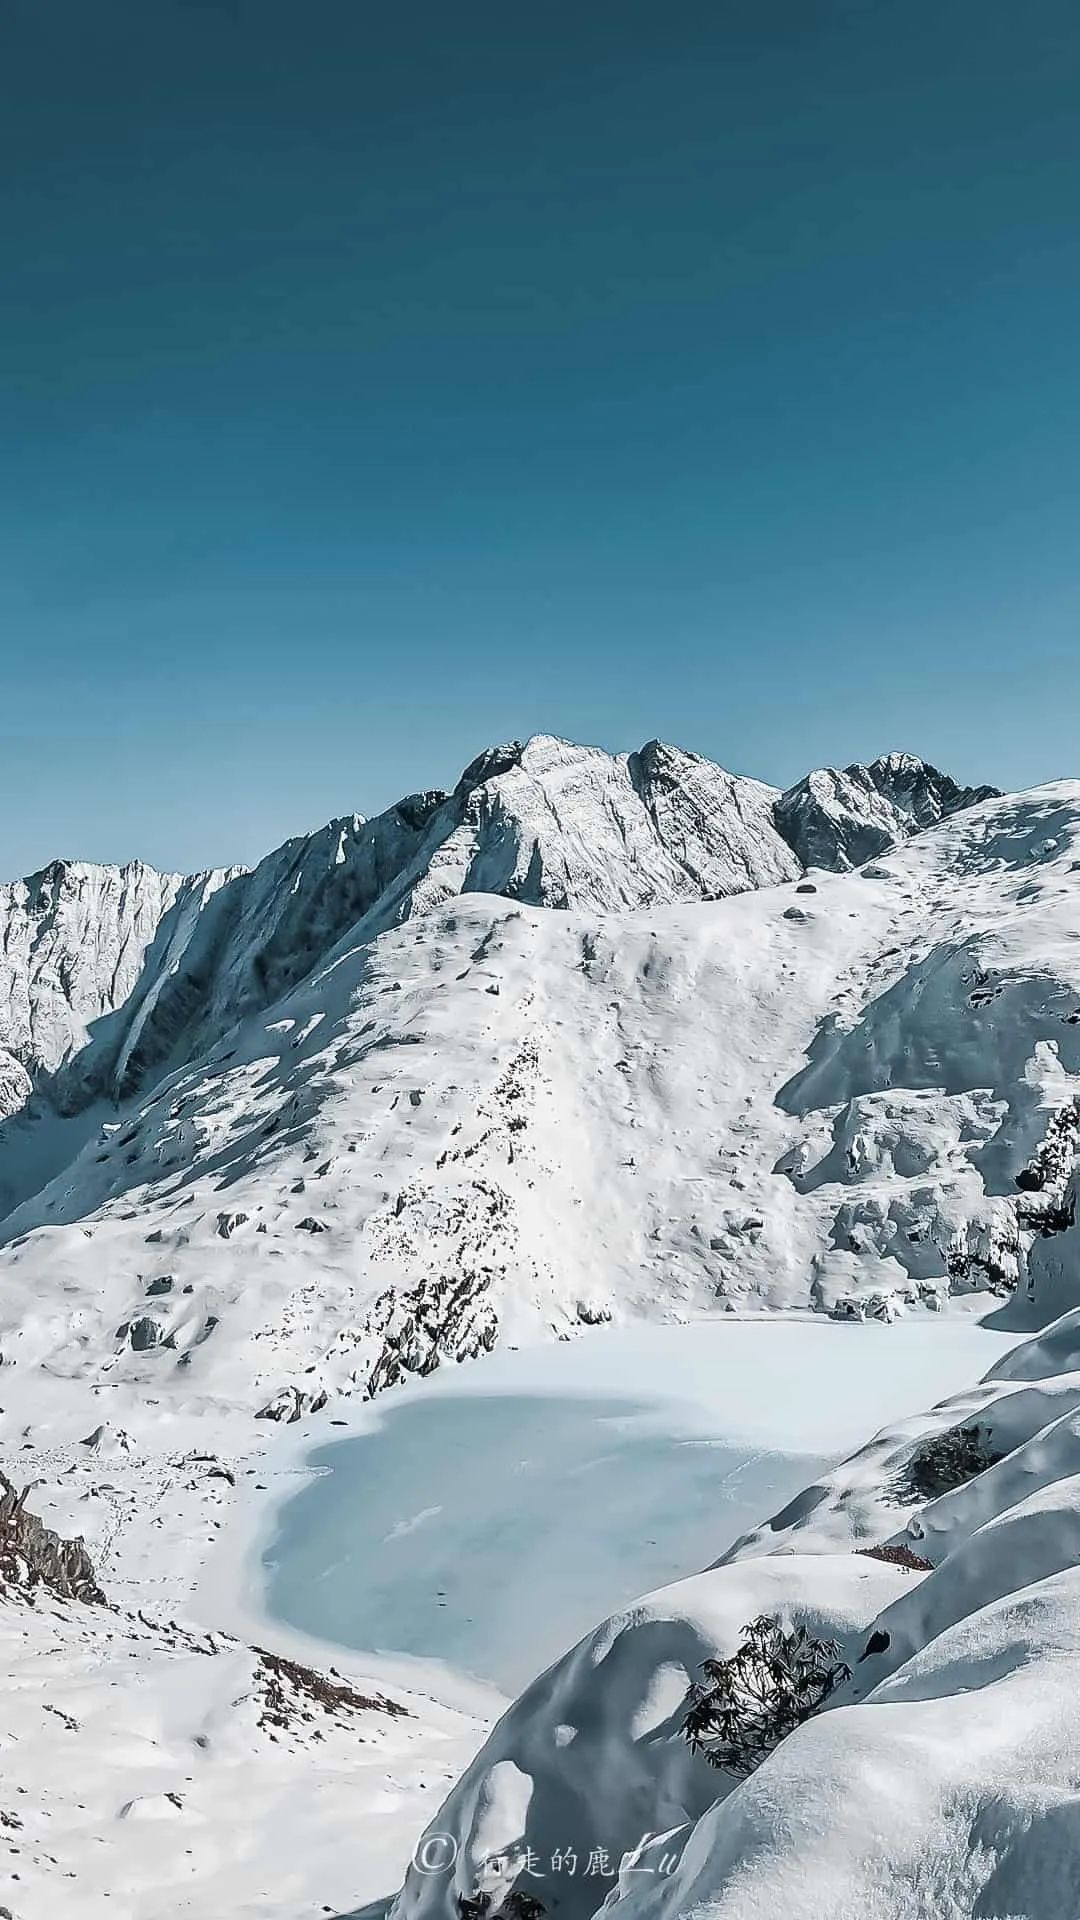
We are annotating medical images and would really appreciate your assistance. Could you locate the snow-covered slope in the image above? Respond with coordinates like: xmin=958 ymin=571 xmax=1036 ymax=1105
xmin=0 ymin=780 xmax=1076 ymax=1427
xmin=0 ymin=737 xmax=798 ymax=1138
xmin=0 ymin=858 xmax=220 ymax=1107
xmin=3 ymin=738 xmax=1075 ymax=1920
xmin=1 ymin=739 xmax=992 ymax=1159
xmin=0 ymin=1391 xmax=483 ymax=1920
xmin=397 ymin=1307 xmax=1080 ymax=1920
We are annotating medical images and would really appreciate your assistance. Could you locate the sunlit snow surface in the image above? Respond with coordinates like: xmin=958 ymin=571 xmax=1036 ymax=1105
xmin=264 ymin=1320 xmax=1014 ymax=1691
xmin=1 ymin=775 xmax=1078 ymax=1919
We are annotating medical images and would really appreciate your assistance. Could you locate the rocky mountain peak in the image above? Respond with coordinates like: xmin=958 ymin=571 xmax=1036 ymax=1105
xmin=0 ymin=736 xmax=994 ymax=1146
xmin=453 ymin=740 xmax=527 ymax=794
xmin=775 ymin=753 xmax=999 ymax=871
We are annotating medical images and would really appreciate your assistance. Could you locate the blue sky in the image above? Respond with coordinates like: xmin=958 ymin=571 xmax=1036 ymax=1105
xmin=2 ymin=0 xmax=1079 ymax=878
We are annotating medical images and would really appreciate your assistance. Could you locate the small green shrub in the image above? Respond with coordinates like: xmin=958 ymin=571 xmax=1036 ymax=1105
xmin=901 ymin=1423 xmax=1000 ymax=1502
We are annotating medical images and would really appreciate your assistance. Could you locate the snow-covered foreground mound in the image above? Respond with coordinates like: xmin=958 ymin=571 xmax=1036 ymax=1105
xmin=262 ymin=1320 xmax=1009 ymax=1692
xmin=395 ymin=1307 xmax=1080 ymax=1920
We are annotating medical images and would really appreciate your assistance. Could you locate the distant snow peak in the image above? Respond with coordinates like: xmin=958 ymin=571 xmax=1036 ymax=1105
xmin=776 ymin=752 xmax=999 ymax=871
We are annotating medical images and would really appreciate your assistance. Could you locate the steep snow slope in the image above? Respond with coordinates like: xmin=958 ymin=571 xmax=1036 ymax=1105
xmin=0 ymin=738 xmax=994 ymax=1188
xmin=0 ymin=782 xmax=1076 ymax=1427
xmin=0 ymin=737 xmax=799 ymax=1148
xmin=0 ymin=859 xmax=224 ymax=1107
xmin=775 ymin=750 xmax=998 ymax=870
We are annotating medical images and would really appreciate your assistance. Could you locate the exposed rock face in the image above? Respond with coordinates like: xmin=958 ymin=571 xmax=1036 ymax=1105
xmin=253 ymin=1646 xmax=406 ymax=1732
xmin=256 ymin=1386 xmax=327 ymax=1423
xmin=0 ymin=1472 xmax=104 ymax=1603
xmin=441 ymin=734 xmax=801 ymax=909
xmin=776 ymin=753 xmax=998 ymax=871
xmin=0 ymin=1049 xmax=32 ymax=1122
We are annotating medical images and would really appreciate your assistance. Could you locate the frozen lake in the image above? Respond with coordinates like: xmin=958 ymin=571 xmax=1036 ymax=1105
xmin=262 ymin=1317 xmax=1016 ymax=1693
xmin=264 ymin=1391 xmax=831 ymax=1691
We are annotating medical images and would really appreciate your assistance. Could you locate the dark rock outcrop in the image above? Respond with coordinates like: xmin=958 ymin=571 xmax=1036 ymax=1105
xmin=776 ymin=753 xmax=998 ymax=871
xmin=0 ymin=1472 xmax=104 ymax=1604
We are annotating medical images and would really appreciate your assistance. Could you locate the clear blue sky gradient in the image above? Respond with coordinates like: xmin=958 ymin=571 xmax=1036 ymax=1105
xmin=2 ymin=0 xmax=1078 ymax=877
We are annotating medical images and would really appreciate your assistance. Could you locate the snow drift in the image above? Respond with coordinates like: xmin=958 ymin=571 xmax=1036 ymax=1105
xmin=392 ymin=1310 xmax=1080 ymax=1920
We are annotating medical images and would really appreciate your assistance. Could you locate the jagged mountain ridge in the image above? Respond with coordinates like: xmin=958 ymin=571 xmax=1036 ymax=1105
xmin=0 ymin=735 xmax=989 ymax=1142
xmin=775 ymin=750 xmax=999 ymax=871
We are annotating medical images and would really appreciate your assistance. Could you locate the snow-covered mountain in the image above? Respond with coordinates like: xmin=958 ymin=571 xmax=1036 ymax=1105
xmin=0 ymin=732 xmax=801 ymax=1211
xmin=774 ymin=750 xmax=999 ymax=870
xmin=0 ymin=735 xmax=799 ymax=1154
xmin=4 ymin=734 xmax=1079 ymax=1920
xmin=0 ymin=737 xmax=988 ymax=1142
xmin=4 ymin=746 xmax=1053 ymax=1424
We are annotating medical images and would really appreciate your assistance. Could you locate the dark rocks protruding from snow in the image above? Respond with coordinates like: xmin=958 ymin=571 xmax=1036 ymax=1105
xmin=393 ymin=788 xmax=449 ymax=832
xmin=255 ymin=1385 xmax=328 ymax=1423
xmin=454 ymin=741 xmax=526 ymax=795
xmin=129 ymin=1315 xmax=162 ymax=1351
xmin=576 ymin=1299 xmax=613 ymax=1326
xmin=1015 ymin=1101 xmax=1080 ymax=1210
xmin=254 ymin=1645 xmax=407 ymax=1732
xmin=0 ymin=1471 xmax=105 ymax=1603
xmin=775 ymin=753 xmax=998 ymax=872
